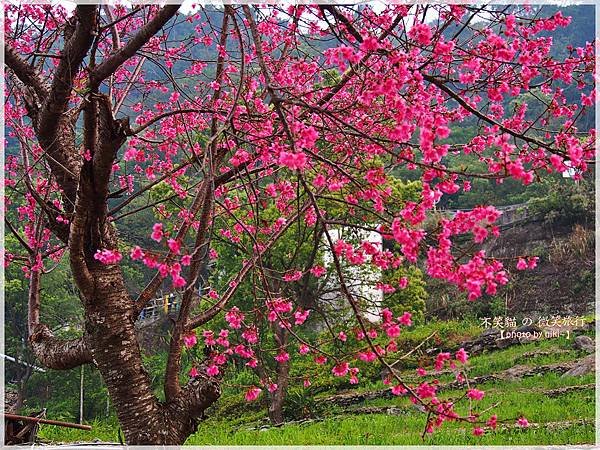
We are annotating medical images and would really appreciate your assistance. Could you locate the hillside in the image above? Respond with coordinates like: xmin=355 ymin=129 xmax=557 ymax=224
xmin=37 ymin=319 xmax=595 ymax=445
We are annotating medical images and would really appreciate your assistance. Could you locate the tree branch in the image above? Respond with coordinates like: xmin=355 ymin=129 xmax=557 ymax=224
xmin=4 ymin=45 xmax=49 ymax=98
xmin=90 ymin=5 xmax=180 ymax=89
xmin=28 ymin=268 xmax=92 ymax=370
xmin=163 ymin=373 xmax=221 ymax=442
xmin=128 ymin=108 xmax=218 ymax=136
xmin=186 ymin=192 xmax=317 ymax=330
xmin=29 ymin=324 xmax=93 ymax=370
xmin=38 ymin=5 xmax=97 ymax=137
xmin=422 ymin=74 xmax=553 ymax=152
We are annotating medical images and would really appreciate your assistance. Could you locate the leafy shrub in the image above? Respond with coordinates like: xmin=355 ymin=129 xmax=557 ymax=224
xmin=528 ymin=178 xmax=593 ymax=226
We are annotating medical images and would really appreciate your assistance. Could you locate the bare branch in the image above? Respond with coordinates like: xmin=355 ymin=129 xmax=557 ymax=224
xmin=90 ymin=5 xmax=180 ymax=88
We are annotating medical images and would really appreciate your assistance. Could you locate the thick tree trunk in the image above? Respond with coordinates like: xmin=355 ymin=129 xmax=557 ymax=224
xmin=7 ymin=4 xmax=219 ymax=443
xmin=83 ymin=265 xmax=161 ymax=443
xmin=83 ymin=265 xmax=220 ymax=444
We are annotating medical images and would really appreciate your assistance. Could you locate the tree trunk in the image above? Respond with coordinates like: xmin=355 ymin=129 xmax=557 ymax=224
xmin=268 ymin=360 xmax=290 ymax=425
xmin=82 ymin=264 xmax=220 ymax=444
xmin=268 ymin=326 xmax=291 ymax=426
xmin=83 ymin=265 xmax=161 ymax=443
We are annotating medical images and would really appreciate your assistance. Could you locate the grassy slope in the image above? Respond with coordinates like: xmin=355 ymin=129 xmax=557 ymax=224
xmin=37 ymin=323 xmax=595 ymax=445
xmin=186 ymin=330 xmax=595 ymax=445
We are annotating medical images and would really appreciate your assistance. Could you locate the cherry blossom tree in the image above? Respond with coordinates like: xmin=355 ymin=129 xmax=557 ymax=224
xmin=4 ymin=3 xmax=594 ymax=444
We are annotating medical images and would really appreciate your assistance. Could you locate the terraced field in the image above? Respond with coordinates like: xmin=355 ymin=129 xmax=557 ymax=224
xmin=36 ymin=323 xmax=595 ymax=446
xmin=185 ymin=332 xmax=595 ymax=445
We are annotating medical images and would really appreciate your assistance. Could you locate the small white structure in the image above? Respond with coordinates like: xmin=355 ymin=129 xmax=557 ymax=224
xmin=321 ymin=227 xmax=384 ymax=323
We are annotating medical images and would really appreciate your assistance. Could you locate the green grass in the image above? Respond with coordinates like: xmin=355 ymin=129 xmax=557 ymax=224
xmin=463 ymin=334 xmax=586 ymax=378
xmin=187 ymin=413 xmax=593 ymax=445
xmin=185 ymin=372 xmax=595 ymax=445
xmin=37 ymin=419 xmax=119 ymax=444
xmin=36 ymin=320 xmax=596 ymax=445
xmin=185 ymin=331 xmax=595 ymax=445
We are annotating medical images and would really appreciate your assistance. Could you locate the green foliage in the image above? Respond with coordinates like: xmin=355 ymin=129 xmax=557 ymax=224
xmin=23 ymin=365 xmax=112 ymax=423
xmin=141 ymin=352 xmax=169 ymax=401
xmin=4 ymin=235 xmax=113 ymax=423
xmin=382 ymin=265 xmax=427 ymax=324
xmin=527 ymin=178 xmax=594 ymax=225
xmin=573 ymin=269 xmax=594 ymax=295
xmin=184 ymin=332 xmax=594 ymax=445
xmin=283 ymin=387 xmax=318 ymax=420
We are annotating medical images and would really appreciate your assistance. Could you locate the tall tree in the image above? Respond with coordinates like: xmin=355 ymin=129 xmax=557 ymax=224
xmin=4 ymin=3 xmax=594 ymax=444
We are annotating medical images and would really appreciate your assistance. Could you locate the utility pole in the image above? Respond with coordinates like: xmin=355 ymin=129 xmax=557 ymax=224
xmin=79 ymin=365 xmax=84 ymax=424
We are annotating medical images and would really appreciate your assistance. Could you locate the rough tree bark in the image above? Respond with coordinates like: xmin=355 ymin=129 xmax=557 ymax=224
xmin=268 ymin=327 xmax=291 ymax=425
xmin=5 ymin=4 xmax=222 ymax=444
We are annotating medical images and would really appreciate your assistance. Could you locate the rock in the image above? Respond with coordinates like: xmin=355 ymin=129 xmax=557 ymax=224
xmin=515 ymin=324 xmax=542 ymax=334
xmin=544 ymin=383 xmax=594 ymax=398
xmin=459 ymin=324 xmax=546 ymax=355
xmin=322 ymin=389 xmax=392 ymax=408
xmin=562 ymin=355 xmax=595 ymax=377
xmin=481 ymin=327 xmax=501 ymax=337
xmin=503 ymin=364 xmax=531 ymax=381
xmin=573 ymin=335 xmax=594 ymax=353
xmin=350 ymin=406 xmax=407 ymax=416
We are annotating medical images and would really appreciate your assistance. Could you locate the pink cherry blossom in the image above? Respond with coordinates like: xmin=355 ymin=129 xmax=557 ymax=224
xmin=172 ymin=275 xmax=186 ymax=289
xmin=225 ymin=307 xmax=244 ymax=329
xmin=472 ymin=427 xmax=485 ymax=436
xmin=517 ymin=417 xmax=529 ymax=428
xmin=332 ymin=362 xmax=350 ymax=377
xmin=294 ymin=309 xmax=310 ymax=325
xmin=151 ymin=223 xmax=164 ymax=242
xmin=391 ymin=384 xmax=407 ymax=396
xmin=130 ymin=246 xmax=144 ymax=260
xmin=242 ymin=327 xmax=258 ymax=344
xmin=5 ymin=4 xmax=593 ymax=439
xmin=283 ymin=270 xmax=303 ymax=282
xmin=408 ymin=23 xmax=432 ymax=45
xmin=278 ymin=151 xmax=308 ymax=171
xmin=310 ymin=265 xmax=326 ymax=277
xmin=467 ymin=388 xmax=485 ymax=400
xmin=399 ymin=312 xmax=412 ymax=326
xmin=183 ymin=332 xmax=197 ymax=349
xmin=360 ymin=36 xmax=379 ymax=53
xmin=455 ymin=348 xmax=469 ymax=365
xmin=244 ymin=386 xmax=262 ymax=402
xmin=314 ymin=355 xmax=327 ymax=365
xmin=274 ymin=351 xmax=289 ymax=363
xmin=299 ymin=344 xmax=310 ymax=355
xmin=94 ymin=249 xmax=123 ymax=265
xmin=167 ymin=239 xmax=181 ymax=254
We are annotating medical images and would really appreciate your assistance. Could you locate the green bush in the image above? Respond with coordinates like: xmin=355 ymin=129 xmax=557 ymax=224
xmin=381 ymin=265 xmax=427 ymax=324
xmin=528 ymin=178 xmax=593 ymax=225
